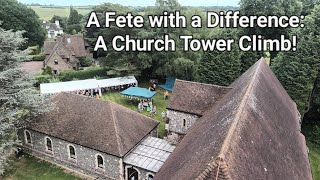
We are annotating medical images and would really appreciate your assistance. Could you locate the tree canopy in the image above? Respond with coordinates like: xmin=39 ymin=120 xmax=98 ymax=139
xmin=0 ymin=0 xmax=46 ymax=48
xmin=0 ymin=26 xmax=49 ymax=174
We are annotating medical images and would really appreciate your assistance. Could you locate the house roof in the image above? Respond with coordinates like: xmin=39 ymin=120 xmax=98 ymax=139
xmin=167 ymin=80 xmax=231 ymax=115
xmin=28 ymin=93 xmax=159 ymax=157
xmin=155 ymin=59 xmax=312 ymax=180
xmin=44 ymin=41 xmax=79 ymax=67
xmin=43 ymin=34 xmax=88 ymax=58
xmin=43 ymin=22 xmax=63 ymax=31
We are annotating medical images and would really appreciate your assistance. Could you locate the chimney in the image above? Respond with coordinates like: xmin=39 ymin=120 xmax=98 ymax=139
xmin=55 ymin=20 xmax=60 ymax=28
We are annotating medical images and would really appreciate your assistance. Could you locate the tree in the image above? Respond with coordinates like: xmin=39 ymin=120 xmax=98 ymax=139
xmin=0 ymin=0 xmax=46 ymax=48
xmin=239 ymin=0 xmax=302 ymax=71
xmin=197 ymin=29 xmax=241 ymax=86
xmin=50 ymin=15 xmax=67 ymax=29
xmin=68 ymin=7 xmax=82 ymax=25
xmin=0 ymin=26 xmax=48 ymax=174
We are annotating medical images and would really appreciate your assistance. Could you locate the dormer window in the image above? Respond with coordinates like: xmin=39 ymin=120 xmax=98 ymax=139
xmin=54 ymin=60 xmax=58 ymax=65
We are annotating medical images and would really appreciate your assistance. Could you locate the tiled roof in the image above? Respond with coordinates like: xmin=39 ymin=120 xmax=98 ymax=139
xmin=155 ymin=59 xmax=312 ymax=180
xmin=28 ymin=93 xmax=159 ymax=157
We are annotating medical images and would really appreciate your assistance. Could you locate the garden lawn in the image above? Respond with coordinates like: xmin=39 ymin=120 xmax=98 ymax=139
xmin=2 ymin=155 xmax=80 ymax=180
xmin=29 ymin=6 xmax=92 ymax=20
xmin=102 ymin=87 xmax=169 ymax=138
xmin=308 ymin=141 xmax=320 ymax=180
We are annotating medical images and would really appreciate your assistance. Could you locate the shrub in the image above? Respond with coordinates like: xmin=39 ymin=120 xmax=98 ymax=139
xmin=79 ymin=57 xmax=93 ymax=67
xmin=34 ymin=74 xmax=52 ymax=87
xmin=32 ymin=53 xmax=46 ymax=61
xmin=59 ymin=67 xmax=109 ymax=81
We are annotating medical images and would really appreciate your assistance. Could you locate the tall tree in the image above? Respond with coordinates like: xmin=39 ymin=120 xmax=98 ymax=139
xmin=239 ymin=0 xmax=302 ymax=71
xmin=0 ymin=0 xmax=46 ymax=48
xmin=272 ymin=4 xmax=320 ymax=117
xmin=67 ymin=7 xmax=83 ymax=33
xmin=0 ymin=26 xmax=48 ymax=174
xmin=197 ymin=29 xmax=241 ymax=86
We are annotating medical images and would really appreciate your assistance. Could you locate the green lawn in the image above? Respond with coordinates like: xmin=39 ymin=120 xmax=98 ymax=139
xmin=2 ymin=155 xmax=80 ymax=180
xmin=308 ymin=141 xmax=320 ymax=180
xmin=102 ymin=87 xmax=169 ymax=138
xmin=29 ymin=6 xmax=92 ymax=20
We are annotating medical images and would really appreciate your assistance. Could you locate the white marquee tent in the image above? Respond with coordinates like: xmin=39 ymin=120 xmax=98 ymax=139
xmin=40 ymin=76 xmax=138 ymax=95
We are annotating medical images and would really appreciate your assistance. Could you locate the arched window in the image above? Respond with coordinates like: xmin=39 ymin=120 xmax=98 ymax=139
xmin=127 ymin=167 xmax=139 ymax=180
xmin=54 ymin=59 xmax=58 ymax=65
xmin=68 ymin=145 xmax=76 ymax=159
xmin=24 ymin=130 xmax=32 ymax=144
xmin=96 ymin=154 xmax=104 ymax=168
xmin=147 ymin=174 xmax=154 ymax=180
xmin=46 ymin=137 xmax=52 ymax=151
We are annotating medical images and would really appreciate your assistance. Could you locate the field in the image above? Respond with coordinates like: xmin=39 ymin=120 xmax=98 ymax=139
xmin=29 ymin=6 xmax=92 ymax=20
xmin=102 ymin=86 xmax=168 ymax=138
xmin=2 ymin=155 xmax=80 ymax=180
xmin=308 ymin=142 xmax=320 ymax=180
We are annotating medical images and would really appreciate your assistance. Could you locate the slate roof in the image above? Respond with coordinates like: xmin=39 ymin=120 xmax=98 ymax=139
xmin=44 ymin=34 xmax=88 ymax=58
xmin=155 ymin=59 xmax=312 ymax=180
xmin=167 ymin=80 xmax=231 ymax=115
xmin=28 ymin=93 xmax=159 ymax=157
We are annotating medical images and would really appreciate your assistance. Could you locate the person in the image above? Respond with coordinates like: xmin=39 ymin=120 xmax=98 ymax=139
xmin=164 ymin=90 xmax=169 ymax=100
xmin=161 ymin=111 xmax=166 ymax=121
xmin=153 ymin=106 xmax=157 ymax=115
xmin=138 ymin=102 xmax=142 ymax=113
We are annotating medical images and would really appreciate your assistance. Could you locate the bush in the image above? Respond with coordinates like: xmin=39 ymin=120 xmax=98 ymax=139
xmin=79 ymin=57 xmax=93 ymax=67
xmin=59 ymin=67 xmax=109 ymax=81
xmin=31 ymin=53 xmax=46 ymax=61
xmin=42 ymin=66 xmax=53 ymax=75
xmin=34 ymin=74 xmax=52 ymax=87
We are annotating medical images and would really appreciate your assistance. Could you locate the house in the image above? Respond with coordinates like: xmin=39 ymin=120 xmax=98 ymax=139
xmin=43 ymin=20 xmax=63 ymax=38
xmin=43 ymin=34 xmax=92 ymax=75
xmin=18 ymin=93 xmax=175 ymax=179
xmin=155 ymin=59 xmax=312 ymax=179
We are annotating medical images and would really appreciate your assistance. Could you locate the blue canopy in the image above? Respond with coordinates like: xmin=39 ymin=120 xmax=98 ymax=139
xmin=159 ymin=77 xmax=176 ymax=91
xmin=121 ymin=87 xmax=156 ymax=99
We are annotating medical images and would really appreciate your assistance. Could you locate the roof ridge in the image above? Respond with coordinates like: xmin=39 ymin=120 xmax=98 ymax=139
xmin=218 ymin=58 xmax=265 ymax=159
xmin=109 ymin=101 xmax=123 ymax=156
xmin=196 ymin=157 xmax=231 ymax=180
xmin=175 ymin=79 xmax=232 ymax=89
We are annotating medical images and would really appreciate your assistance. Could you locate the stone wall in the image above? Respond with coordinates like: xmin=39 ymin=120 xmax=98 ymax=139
xmin=46 ymin=52 xmax=73 ymax=75
xmin=166 ymin=110 xmax=200 ymax=144
xmin=18 ymin=129 xmax=123 ymax=180
xmin=167 ymin=110 xmax=200 ymax=134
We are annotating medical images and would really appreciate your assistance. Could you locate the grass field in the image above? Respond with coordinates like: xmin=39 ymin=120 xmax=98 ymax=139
xmin=2 ymin=155 xmax=80 ymax=180
xmin=102 ymin=86 xmax=168 ymax=138
xmin=29 ymin=6 xmax=92 ymax=20
xmin=308 ymin=141 xmax=320 ymax=180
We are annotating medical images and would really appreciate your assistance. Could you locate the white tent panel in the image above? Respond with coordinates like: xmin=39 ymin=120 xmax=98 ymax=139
xmin=40 ymin=79 xmax=98 ymax=94
xmin=40 ymin=76 xmax=137 ymax=95
xmin=97 ymin=76 xmax=137 ymax=88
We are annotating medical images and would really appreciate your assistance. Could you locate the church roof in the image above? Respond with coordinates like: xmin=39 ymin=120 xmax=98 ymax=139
xmin=167 ymin=80 xmax=231 ymax=115
xmin=28 ymin=93 xmax=159 ymax=157
xmin=155 ymin=59 xmax=312 ymax=180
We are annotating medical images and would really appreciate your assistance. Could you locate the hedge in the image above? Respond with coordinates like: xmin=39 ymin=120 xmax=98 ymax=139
xmin=59 ymin=67 xmax=110 ymax=81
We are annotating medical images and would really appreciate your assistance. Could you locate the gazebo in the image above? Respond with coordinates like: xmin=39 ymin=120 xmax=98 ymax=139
xmin=120 ymin=87 xmax=156 ymax=99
